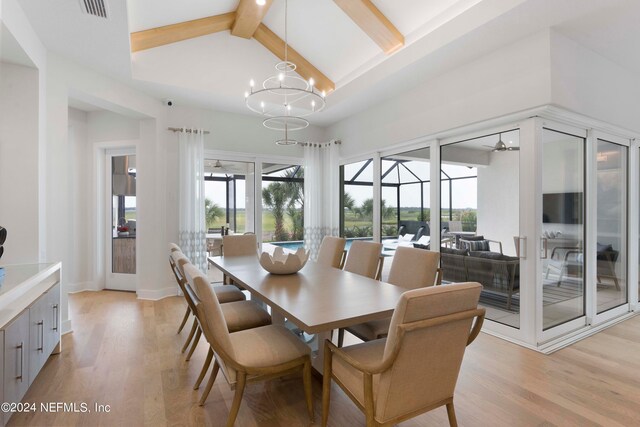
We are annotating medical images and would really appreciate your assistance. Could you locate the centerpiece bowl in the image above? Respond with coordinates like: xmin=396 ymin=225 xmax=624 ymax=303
xmin=259 ymin=247 xmax=309 ymax=275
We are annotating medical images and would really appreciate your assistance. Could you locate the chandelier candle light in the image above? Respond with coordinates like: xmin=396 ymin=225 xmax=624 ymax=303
xmin=245 ymin=0 xmax=326 ymax=145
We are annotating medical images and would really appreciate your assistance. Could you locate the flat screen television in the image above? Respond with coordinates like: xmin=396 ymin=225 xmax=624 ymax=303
xmin=543 ymin=192 xmax=583 ymax=224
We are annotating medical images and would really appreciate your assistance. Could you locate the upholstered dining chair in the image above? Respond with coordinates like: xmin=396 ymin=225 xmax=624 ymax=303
xmin=323 ymin=282 xmax=485 ymax=427
xmin=171 ymin=252 xmax=269 ymax=363
xmin=338 ymin=247 xmax=441 ymax=347
xmin=316 ymin=236 xmax=347 ymax=269
xmin=222 ymin=234 xmax=258 ymax=257
xmin=183 ymin=263 xmax=314 ymax=426
xmin=169 ymin=242 xmax=182 ymax=253
xmin=343 ymin=240 xmax=384 ymax=280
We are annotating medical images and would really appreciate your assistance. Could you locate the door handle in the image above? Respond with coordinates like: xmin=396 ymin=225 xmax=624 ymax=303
xmin=514 ymin=236 xmax=527 ymax=259
xmin=16 ymin=342 xmax=24 ymax=382
xmin=541 ymin=237 xmax=548 ymax=259
xmin=53 ymin=304 xmax=59 ymax=331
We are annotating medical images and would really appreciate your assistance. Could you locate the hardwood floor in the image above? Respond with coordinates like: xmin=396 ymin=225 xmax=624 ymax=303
xmin=8 ymin=290 xmax=640 ymax=426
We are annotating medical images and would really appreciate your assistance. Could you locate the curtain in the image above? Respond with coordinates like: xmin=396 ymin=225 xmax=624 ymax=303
xmin=178 ymin=129 xmax=207 ymax=272
xmin=304 ymin=141 xmax=340 ymax=259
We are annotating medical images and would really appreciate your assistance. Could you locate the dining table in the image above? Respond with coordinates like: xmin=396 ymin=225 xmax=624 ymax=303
xmin=208 ymin=255 xmax=406 ymax=372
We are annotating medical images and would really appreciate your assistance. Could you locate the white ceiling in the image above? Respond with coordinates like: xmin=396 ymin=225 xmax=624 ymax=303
xmin=12 ymin=0 xmax=640 ymax=127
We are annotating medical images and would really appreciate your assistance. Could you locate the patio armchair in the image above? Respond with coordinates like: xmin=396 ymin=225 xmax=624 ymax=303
xmin=323 ymin=283 xmax=485 ymax=427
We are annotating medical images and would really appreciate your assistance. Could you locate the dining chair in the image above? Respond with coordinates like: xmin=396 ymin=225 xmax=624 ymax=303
xmin=172 ymin=252 xmax=267 ymax=362
xmin=183 ymin=263 xmax=314 ymax=426
xmin=222 ymin=234 xmax=258 ymax=257
xmin=316 ymin=236 xmax=347 ymax=269
xmin=343 ymin=240 xmax=384 ymax=280
xmin=169 ymin=242 xmax=182 ymax=253
xmin=338 ymin=247 xmax=440 ymax=347
xmin=323 ymin=282 xmax=485 ymax=427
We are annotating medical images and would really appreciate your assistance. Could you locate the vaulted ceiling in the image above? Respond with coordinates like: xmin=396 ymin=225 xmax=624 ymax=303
xmin=13 ymin=0 xmax=640 ymax=126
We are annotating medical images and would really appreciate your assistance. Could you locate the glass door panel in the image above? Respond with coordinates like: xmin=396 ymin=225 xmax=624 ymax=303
xmin=111 ymin=155 xmax=136 ymax=275
xmin=441 ymin=130 xmax=520 ymax=328
xmin=341 ymin=159 xmax=374 ymax=240
xmin=541 ymin=129 xmax=585 ymax=330
xmin=596 ymin=139 xmax=627 ymax=313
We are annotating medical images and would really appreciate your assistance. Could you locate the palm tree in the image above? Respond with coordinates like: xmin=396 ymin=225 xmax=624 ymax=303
xmin=262 ymin=183 xmax=289 ymax=241
xmin=358 ymin=198 xmax=395 ymax=220
xmin=205 ymin=198 xmax=224 ymax=229
xmin=343 ymin=192 xmax=356 ymax=212
xmin=283 ymin=168 xmax=304 ymax=240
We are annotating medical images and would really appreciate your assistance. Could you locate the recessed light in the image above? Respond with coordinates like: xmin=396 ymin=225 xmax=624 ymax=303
xmin=256 ymin=0 xmax=266 ymax=5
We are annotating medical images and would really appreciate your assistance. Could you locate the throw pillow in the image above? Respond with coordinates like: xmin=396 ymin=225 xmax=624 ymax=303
xmin=463 ymin=239 xmax=490 ymax=252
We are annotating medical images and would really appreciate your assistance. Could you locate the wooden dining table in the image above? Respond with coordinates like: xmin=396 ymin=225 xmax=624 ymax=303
xmin=208 ymin=255 xmax=406 ymax=372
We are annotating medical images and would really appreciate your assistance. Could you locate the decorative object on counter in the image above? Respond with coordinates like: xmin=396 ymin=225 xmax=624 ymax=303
xmin=117 ymin=225 xmax=130 ymax=236
xmin=259 ymin=247 xmax=309 ymax=274
xmin=0 ymin=226 xmax=6 ymax=279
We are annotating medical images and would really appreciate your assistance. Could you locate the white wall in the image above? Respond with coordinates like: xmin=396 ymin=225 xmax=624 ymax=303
xmin=550 ymin=30 xmax=640 ymax=134
xmin=476 ymin=151 xmax=520 ymax=256
xmin=67 ymin=107 xmax=90 ymax=287
xmin=0 ymin=62 xmax=39 ymax=264
xmin=87 ymin=110 xmax=140 ymax=142
xmin=327 ymin=31 xmax=553 ymax=158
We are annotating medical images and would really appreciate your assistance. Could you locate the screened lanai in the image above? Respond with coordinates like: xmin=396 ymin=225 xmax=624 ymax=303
xmin=340 ymin=148 xmax=479 ymax=242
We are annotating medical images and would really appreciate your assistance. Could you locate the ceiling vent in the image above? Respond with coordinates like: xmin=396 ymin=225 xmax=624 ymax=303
xmin=80 ymin=0 xmax=108 ymax=19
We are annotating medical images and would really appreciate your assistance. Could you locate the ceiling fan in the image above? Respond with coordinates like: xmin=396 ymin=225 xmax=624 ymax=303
xmin=484 ymin=133 xmax=520 ymax=152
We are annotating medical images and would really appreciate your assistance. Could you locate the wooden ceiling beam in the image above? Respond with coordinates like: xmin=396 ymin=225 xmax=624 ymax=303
xmin=130 ymin=12 xmax=236 ymax=52
xmin=333 ymin=0 xmax=404 ymax=54
xmin=231 ymin=0 xmax=274 ymax=39
xmin=253 ymin=24 xmax=335 ymax=93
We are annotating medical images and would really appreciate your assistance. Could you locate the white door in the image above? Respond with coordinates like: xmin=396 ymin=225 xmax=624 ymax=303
xmin=105 ymin=149 xmax=137 ymax=291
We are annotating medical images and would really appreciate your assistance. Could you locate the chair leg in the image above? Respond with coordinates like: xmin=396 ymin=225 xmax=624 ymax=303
xmin=337 ymin=328 xmax=345 ymax=348
xmin=226 ymin=371 xmax=247 ymax=427
xmin=322 ymin=347 xmax=332 ymax=427
xmin=185 ymin=327 xmax=202 ymax=361
xmin=194 ymin=347 xmax=213 ymax=390
xmin=199 ymin=360 xmax=220 ymax=406
xmin=177 ymin=306 xmax=191 ymax=333
xmin=303 ymin=359 xmax=314 ymax=421
xmin=446 ymin=401 xmax=458 ymax=427
xmin=181 ymin=318 xmax=198 ymax=353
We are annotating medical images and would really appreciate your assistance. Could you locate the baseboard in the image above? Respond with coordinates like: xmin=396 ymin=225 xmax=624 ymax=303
xmin=137 ymin=286 xmax=179 ymax=301
xmin=67 ymin=281 xmax=102 ymax=293
xmin=61 ymin=319 xmax=72 ymax=335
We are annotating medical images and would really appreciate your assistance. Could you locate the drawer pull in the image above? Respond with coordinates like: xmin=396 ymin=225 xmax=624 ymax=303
xmin=37 ymin=320 xmax=44 ymax=351
xmin=53 ymin=304 xmax=59 ymax=331
xmin=16 ymin=342 xmax=24 ymax=382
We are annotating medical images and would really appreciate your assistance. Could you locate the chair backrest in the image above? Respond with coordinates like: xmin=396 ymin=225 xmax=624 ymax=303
xmin=170 ymin=251 xmax=197 ymax=311
xmin=169 ymin=242 xmax=182 ymax=253
xmin=388 ymin=247 xmax=439 ymax=289
xmin=448 ymin=221 xmax=462 ymax=232
xmin=183 ymin=263 xmax=237 ymax=379
xmin=316 ymin=236 xmax=347 ymax=269
xmin=222 ymin=234 xmax=258 ymax=257
xmin=375 ymin=283 xmax=483 ymax=423
xmin=343 ymin=241 xmax=383 ymax=279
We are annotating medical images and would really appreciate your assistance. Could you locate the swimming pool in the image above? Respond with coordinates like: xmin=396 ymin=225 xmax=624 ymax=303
xmin=272 ymin=238 xmax=372 ymax=251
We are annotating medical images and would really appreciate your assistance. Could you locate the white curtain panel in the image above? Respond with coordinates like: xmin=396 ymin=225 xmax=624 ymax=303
xmin=178 ymin=129 xmax=207 ymax=272
xmin=303 ymin=141 xmax=340 ymax=259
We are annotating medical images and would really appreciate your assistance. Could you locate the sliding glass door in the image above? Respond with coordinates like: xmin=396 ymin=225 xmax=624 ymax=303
xmin=596 ymin=139 xmax=627 ymax=314
xmin=541 ymin=128 xmax=586 ymax=331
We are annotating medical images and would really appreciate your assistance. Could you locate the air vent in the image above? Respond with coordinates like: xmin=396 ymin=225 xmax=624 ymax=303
xmin=81 ymin=0 xmax=108 ymax=19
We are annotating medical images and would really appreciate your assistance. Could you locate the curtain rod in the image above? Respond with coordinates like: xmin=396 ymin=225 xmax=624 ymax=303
xmin=168 ymin=127 xmax=210 ymax=135
xmin=299 ymin=140 xmax=341 ymax=147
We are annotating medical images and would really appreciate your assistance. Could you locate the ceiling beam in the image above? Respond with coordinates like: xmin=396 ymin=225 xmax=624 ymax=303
xmin=253 ymin=24 xmax=335 ymax=93
xmin=231 ymin=0 xmax=274 ymax=39
xmin=131 ymin=12 xmax=236 ymax=52
xmin=333 ymin=0 xmax=404 ymax=54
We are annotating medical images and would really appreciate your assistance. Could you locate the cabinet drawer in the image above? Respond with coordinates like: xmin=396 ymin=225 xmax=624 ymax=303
xmin=28 ymin=295 xmax=48 ymax=387
xmin=45 ymin=283 xmax=61 ymax=356
xmin=4 ymin=310 xmax=29 ymax=425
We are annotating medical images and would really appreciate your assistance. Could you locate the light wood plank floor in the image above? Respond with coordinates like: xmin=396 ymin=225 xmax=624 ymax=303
xmin=9 ymin=290 xmax=640 ymax=426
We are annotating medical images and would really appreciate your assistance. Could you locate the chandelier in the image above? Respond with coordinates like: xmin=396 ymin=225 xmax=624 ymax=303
xmin=244 ymin=0 xmax=326 ymax=145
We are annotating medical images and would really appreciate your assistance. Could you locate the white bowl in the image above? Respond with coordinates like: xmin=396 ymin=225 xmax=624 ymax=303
xmin=259 ymin=247 xmax=309 ymax=275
